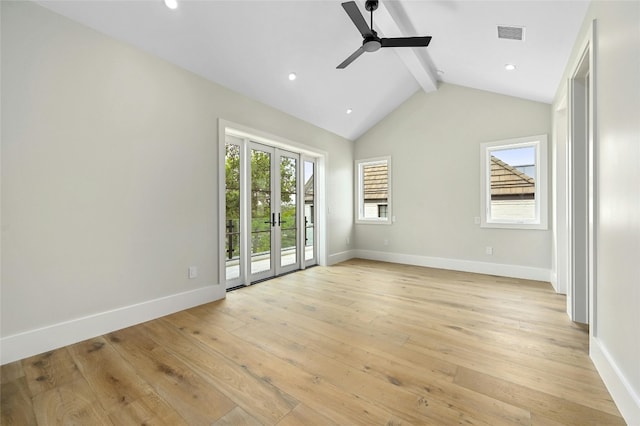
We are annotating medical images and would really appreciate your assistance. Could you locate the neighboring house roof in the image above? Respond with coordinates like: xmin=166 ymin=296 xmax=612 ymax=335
xmin=304 ymin=175 xmax=314 ymax=203
xmin=363 ymin=164 xmax=388 ymax=202
xmin=491 ymin=156 xmax=535 ymax=198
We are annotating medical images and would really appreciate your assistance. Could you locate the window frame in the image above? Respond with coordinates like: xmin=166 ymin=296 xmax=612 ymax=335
xmin=480 ymin=134 xmax=548 ymax=230
xmin=355 ymin=156 xmax=392 ymax=225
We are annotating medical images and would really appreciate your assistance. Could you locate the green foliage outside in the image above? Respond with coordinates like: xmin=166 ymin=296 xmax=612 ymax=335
xmin=225 ymin=144 xmax=297 ymax=260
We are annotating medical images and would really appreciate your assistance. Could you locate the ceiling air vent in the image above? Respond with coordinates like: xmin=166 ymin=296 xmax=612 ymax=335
xmin=497 ymin=25 xmax=525 ymax=41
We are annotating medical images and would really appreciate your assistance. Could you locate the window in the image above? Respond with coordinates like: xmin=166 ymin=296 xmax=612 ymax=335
xmin=480 ymin=135 xmax=548 ymax=229
xmin=356 ymin=157 xmax=392 ymax=224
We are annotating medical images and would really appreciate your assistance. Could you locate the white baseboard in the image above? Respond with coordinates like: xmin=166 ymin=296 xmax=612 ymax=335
xmin=591 ymin=337 xmax=640 ymax=425
xmin=354 ymin=249 xmax=551 ymax=282
xmin=0 ymin=285 xmax=225 ymax=365
xmin=549 ymin=271 xmax=558 ymax=291
xmin=327 ymin=250 xmax=356 ymax=265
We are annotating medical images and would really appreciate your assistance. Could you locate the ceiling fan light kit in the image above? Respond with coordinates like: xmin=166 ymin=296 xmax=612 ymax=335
xmin=337 ymin=0 xmax=432 ymax=69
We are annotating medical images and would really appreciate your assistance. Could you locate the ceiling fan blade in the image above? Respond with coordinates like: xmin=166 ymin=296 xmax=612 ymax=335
xmin=342 ymin=1 xmax=373 ymax=37
xmin=337 ymin=46 xmax=366 ymax=69
xmin=381 ymin=36 xmax=432 ymax=48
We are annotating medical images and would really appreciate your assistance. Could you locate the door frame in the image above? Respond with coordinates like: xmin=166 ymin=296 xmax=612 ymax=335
xmin=302 ymin=156 xmax=318 ymax=267
xmin=566 ymin=20 xmax=597 ymax=328
xmin=218 ymin=119 xmax=327 ymax=288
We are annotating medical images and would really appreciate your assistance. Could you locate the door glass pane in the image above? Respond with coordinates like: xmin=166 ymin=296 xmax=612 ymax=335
xmin=489 ymin=146 xmax=536 ymax=221
xmin=251 ymin=149 xmax=272 ymax=275
xmin=304 ymin=160 xmax=315 ymax=261
xmin=280 ymin=156 xmax=297 ymax=267
xmin=225 ymin=143 xmax=240 ymax=280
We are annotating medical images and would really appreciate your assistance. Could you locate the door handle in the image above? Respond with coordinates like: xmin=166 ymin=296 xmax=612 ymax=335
xmin=278 ymin=213 xmax=281 ymax=226
xmin=264 ymin=213 xmax=276 ymax=227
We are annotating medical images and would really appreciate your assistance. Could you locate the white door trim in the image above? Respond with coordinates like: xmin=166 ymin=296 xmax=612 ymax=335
xmin=567 ymin=20 xmax=597 ymax=328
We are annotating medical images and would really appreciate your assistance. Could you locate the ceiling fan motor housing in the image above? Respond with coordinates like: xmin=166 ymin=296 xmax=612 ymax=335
xmin=363 ymin=32 xmax=382 ymax=52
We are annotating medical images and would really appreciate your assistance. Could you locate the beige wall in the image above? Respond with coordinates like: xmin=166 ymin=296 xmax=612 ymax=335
xmin=354 ymin=83 xmax=551 ymax=273
xmin=552 ymin=1 xmax=640 ymax=422
xmin=1 ymin=2 xmax=353 ymax=340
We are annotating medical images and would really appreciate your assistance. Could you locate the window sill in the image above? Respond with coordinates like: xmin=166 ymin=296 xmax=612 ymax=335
xmin=481 ymin=221 xmax=548 ymax=230
xmin=356 ymin=219 xmax=392 ymax=225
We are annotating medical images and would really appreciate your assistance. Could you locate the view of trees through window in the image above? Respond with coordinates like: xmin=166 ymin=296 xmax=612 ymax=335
xmin=224 ymin=143 xmax=298 ymax=264
xmin=225 ymin=143 xmax=241 ymax=262
xmin=278 ymin=156 xmax=297 ymax=266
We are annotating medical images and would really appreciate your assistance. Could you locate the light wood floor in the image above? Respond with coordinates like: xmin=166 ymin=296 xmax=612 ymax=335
xmin=1 ymin=259 xmax=625 ymax=425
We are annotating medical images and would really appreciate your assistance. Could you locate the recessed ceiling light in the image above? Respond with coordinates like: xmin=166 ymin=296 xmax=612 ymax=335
xmin=346 ymin=108 xmax=353 ymax=114
xmin=288 ymin=72 xmax=297 ymax=81
xmin=505 ymin=64 xmax=516 ymax=71
xmin=164 ymin=0 xmax=178 ymax=10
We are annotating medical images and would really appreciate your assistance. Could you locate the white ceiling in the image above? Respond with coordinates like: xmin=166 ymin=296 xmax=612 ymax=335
xmin=35 ymin=0 xmax=590 ymax=141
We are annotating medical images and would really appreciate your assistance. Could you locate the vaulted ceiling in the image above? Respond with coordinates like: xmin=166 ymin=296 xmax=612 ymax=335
xmin=36 ymin=0 xmax=590 ymax=140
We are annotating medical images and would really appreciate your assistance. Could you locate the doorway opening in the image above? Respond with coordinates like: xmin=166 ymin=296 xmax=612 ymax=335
xmin=218 ymin=120 xmax=325 ymax=290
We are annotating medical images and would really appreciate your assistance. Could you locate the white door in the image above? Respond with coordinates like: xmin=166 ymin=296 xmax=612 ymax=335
xmin=249 ymin=143 xmax=300 ymax=281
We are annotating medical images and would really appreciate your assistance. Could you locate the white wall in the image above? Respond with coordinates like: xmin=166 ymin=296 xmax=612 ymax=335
xmin=552 ymin=1 xmax=640 ymax=422
xmin=354 ymin=83 xmax=551 ymax=280
xmin=0 ymin=1 xmax=353 ymax=362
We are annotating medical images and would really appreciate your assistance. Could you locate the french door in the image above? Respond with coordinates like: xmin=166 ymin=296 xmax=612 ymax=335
xmin=224 ymin=134 xmax=314 ymax=289
xmin=249 ymin=143 xmax=300 ymax=281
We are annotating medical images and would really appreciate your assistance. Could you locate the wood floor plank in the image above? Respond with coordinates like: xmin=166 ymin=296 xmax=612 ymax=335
xmin=404 ymin=331 xmax=618 ymax=415
xmin=107 ymin=326 xmax=236 ymax=424
xmin=21 ymin=349 xmax=83 ymax=396
xmin=1 ymin=361 xmax=25 ymax=385
xmin=1 ymin=377 xmax=37 ymax=426
xmin=454 ymin=366 xmax=626 ymax=425
xmin=66 ymin=337 xmax=153 ymax=414
xmin=212 ymin=406 xmax=263 ymax=426
xmin=258 ymin=275 xmax=594 ymax=375
xmin=140 ymin=318 xmax=299 ymax=425
xmin=162 ymin=310 xmax=414 ymax=425
xmin=222 ymin=285 xmax=410 ymax=353
xmin=31 ymin=376 xmax=111 ymax=425
xmin=233 ymin=319 xmax=531 ymax=426
xmin=0 ymin=259 xmax=625 ymax=425
xmin=244 ymin=272 xmax=611 ymax=407
xmin=106 ymin=392 xmax=187 ymax=426
xmin=234 ymin=312 xmax=530 ymax=425
xmin=187 ymin=301 xmax=249 ymax=332
xmin=275 ymin=403 xmax=341 ymax=426
xmin=231 ymin=324 xmax=459 ymax=424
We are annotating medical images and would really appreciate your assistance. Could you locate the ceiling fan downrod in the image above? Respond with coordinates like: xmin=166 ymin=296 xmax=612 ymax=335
xmin=365 ymin=0 xmax=378 ymax=29
xmin=362 ymin=0 xmax=381 ymax=52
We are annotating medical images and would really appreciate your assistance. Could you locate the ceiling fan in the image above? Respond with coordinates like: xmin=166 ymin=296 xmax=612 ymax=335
xmin=337 ymin=0 xmax=432 ymax=69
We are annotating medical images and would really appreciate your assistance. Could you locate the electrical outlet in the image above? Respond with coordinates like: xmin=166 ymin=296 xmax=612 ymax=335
xmin=188 ymin=266 xmax=198 ymax=279
xmin=485 ymin=246 xmax=493 ymax=255
xmin=346 ymin=237 xmax=350 ymax=245
xmin=474 ymin=216 xmax=481 ymax=224
xmin=383 ymin=239 xmax=389 ymax=246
